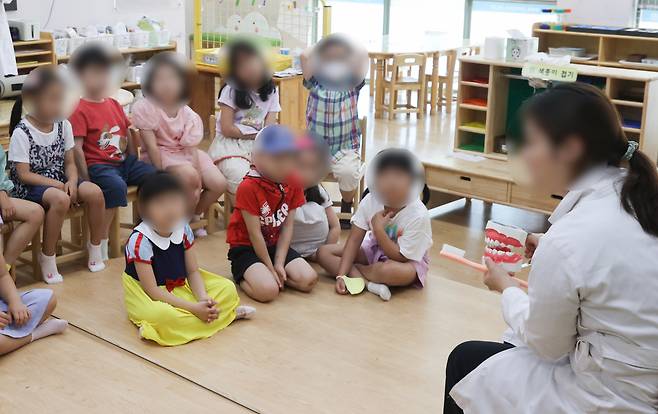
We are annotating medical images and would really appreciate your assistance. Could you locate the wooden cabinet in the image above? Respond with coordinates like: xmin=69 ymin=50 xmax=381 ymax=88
xmin=426 ymin=167 xmax=509 ymax=203
xmin=509 ymin=184 xmax=563 ymax=213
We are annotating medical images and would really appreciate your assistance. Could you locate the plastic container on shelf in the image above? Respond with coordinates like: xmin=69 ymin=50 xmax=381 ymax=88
xmin=67 ymin=37 xmax=86 ymax=54
xmin=114 ymin=33 xmax=131 ymax=49
xmin=54 ymin=38 xmax=69 ymax=57
xmin=130 ymin=31 xmax=149 ymax=48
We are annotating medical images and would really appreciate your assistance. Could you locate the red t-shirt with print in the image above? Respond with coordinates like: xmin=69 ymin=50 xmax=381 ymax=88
xmin=227 ymin=169 xmax=305 ymax=248
xmin=69 ymin=98 xmax=129 ymax=166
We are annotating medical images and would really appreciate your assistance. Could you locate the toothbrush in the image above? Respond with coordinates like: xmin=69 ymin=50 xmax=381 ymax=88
xmin=440 ymin=244 xmax=529 ymax=289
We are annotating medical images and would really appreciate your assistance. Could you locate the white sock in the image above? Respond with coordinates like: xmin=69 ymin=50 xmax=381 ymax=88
xmin=39 ymin=252 xmax=63 ymax=284
xmin=235 ymin=305 xmax=256 ymax=320
xmin=367 ymin=282 xmax=391 ymax=301
xmin=87 ymin=242 xmax=106 ymax=273
xmin=31 ymin=318 xmax=68 ymax=342
xmin=100 ymin=239 xmax=109 ymax=261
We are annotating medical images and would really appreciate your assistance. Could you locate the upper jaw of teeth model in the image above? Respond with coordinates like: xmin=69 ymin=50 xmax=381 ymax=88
xmin=484 ymin=220 xmax=528 ymax=272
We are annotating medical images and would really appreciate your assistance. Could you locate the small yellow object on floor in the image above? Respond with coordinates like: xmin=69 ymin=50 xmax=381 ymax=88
xmin=122 ymin=269 xmax=239 ymax=346
xmin=339 ymin=275 xmax=366 ymax=295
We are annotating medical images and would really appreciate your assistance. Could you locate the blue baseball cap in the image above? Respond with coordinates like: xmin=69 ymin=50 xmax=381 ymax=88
xmin=254 ymin=125 xmax=298 ymax=155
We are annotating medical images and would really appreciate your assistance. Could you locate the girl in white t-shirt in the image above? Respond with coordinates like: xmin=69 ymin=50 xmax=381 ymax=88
xmin=207 ymin=40 xmax=281 ymax=200
xmin=8 ymin=66 xmax=106 ymax=283
xmin=291 ymin=136 xmax=340 ymax=260
xmin=317 ymin=149 xmax=432 ymax=301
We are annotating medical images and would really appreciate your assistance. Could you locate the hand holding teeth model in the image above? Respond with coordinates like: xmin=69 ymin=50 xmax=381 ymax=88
xmin=483 ymin=221 xmax=528 ymax=273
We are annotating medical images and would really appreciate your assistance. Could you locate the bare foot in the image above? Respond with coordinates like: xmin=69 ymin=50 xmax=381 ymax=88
xmin=335 ymin=277 xmax=347 ymax=295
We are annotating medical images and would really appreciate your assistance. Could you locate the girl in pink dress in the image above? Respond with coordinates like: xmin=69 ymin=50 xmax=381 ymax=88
xmin=132 ymin=52 xmax=226 ymax=236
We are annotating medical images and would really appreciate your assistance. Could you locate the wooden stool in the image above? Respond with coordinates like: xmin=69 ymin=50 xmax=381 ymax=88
xmin=379 ymin=53 xmax=427 ymax=120
xmin=15 ymin=206 xmax=89 ymax=281
xmin=323 ymin=117 xmax=367 ymax=221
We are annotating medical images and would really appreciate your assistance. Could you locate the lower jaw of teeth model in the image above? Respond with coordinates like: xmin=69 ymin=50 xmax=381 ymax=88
xmin=484 ymin=220 xmax=528 ymax=272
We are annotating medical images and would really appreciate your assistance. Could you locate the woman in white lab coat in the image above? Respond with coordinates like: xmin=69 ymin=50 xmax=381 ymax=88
xmin=0 ymin=0 xmax=17 ymax=76
xmin=444 ymin=83 xmax=658 ymax=414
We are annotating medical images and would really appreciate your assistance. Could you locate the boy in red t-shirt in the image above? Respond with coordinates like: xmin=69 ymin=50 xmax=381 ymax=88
xmin=227 ymin=125 xmax=318 ymax=302
xmin=69 ymin=45 xmax=156 ymax=260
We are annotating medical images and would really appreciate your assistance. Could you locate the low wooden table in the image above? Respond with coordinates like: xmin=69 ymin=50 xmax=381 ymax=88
xmin=191 ymin=64 xmax=308 ymax=136
xmin=367 ymin=35 xmax=476 ymax=118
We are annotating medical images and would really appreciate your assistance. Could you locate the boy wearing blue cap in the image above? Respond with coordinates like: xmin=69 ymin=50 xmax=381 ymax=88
xmin=226 ymin=125 xmax=318 ymax=302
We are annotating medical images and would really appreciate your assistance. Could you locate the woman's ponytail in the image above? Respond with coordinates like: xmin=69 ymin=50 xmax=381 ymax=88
xmin=9 ymin=96 xmax=23 ymax=135
xmin=621 ymin=148 xmax=658 ymax=237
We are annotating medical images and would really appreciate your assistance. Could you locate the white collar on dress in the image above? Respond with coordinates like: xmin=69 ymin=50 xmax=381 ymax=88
xmin=135 ymin=221 xmax=186 ymax=250
xmin=549 ymin=165 xmax=625 ymax=225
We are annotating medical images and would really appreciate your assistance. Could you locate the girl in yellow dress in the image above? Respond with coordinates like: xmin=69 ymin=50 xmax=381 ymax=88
xmin=123 ymin=171 xmax=254 ymax=346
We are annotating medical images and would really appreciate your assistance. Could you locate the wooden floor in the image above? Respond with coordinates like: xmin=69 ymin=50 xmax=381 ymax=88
xmin=8 ymin=94 xmax=550 ymax=413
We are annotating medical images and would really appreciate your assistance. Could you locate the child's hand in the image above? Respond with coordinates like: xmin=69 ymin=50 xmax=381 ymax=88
xmin=0 ymin=192 xmax=15 ymax=219
xmin=525 ymin=233 xmax=543 ymax=259
xmin=190 ymin=300 xmax=219 ymax=323
xmin=273 ymin=264 xmax=287 ymax=289
xmin=0 ymin=311 xmax=10 ymax=328
xmin=7 ymin=301 xmax=30 ymax=327
xmin=64 ymin=180 xmax=78 ymax=205
xmin=335 ymin=276 xmax=348 ymax=295
xmin=371 ymin=210 xmax=394 ymax=230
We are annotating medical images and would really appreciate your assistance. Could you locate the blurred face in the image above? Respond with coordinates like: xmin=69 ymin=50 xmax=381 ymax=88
xmin=375 ymin=168 xmax=413 ymax=209
xmin=141 ymin=192 xmax=187 ymax=234
xmin=521 ymin=118 xmax=583 ymax=193
xmin=297 ymin=149 xmax=325 ymax=189
xmin=79 ymin=65 xmax=111 ymax=98
xmin=150 ymin=64 xmax=184 ymax=107
xmin=320 ymin=43 xmax=350 ymax=63
xmin=234 ymin=53 xmax=266 ymax=90
xmin=254 ymin=152 xmax=297 ymax=183
xmin=29 ymin=82 xmax=65 ymax=123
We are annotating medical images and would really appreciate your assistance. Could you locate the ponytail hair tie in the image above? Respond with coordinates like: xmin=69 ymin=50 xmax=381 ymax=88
xmin=623 ymin=141 xmax=639 ymax=161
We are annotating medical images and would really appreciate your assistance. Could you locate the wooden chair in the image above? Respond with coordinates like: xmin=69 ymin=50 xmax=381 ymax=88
xmin=323 ymin=117 xmax=367 ymax=221
xmin=208 ymin=114 xmax=233 ymax=228
xmin=425 ymin=49 xmax=458 ymax=114
xmin=379 ymin=53 xmax=427 ymax=120
xmin=7 ymin=205 xmax=90 ymax=281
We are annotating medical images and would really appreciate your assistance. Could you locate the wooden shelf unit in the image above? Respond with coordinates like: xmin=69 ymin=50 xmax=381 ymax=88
xmin=533 ymin=24 xmax=658 ymax=72
xmin=456 ymin=56 xmax=658 ymax=164
xmin=12 ymin=32 xmax=57 ymax=75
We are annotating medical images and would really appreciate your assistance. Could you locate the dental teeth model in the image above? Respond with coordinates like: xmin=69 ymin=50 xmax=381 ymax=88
xmin=484 ymin=220 xmax=528 ymax=272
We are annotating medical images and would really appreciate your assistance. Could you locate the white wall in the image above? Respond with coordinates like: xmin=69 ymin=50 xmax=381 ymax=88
xmin=557 ymin=0 xmax=636 ymax=27
xmin=7 ymin=0 xmax=192 ymax=55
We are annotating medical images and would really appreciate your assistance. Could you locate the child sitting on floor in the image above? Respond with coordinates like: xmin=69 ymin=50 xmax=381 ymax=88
xmin=133 ymin=52 xmax=226 ymax=237
xmin=317 ymin=149 xmax=433 ymax=301
xmin=9 ymin=65 xmax=106 ymax=283
xmin=123 ymin=172 xmax=254 ymax=346
xmin=227 ymin=125 xmax=318 ymax=303
xmin=208 ymin=39 xmax=280 ymax=201
xmin=69 ymin=44 xmax=156 ymax=260
xmin=0 ymin=249 xmax=67 ymax=355
xmin=301 ymin=34 xmax=368 ymax=229
xmin=290 ymin=134 xmax=340 ymax=261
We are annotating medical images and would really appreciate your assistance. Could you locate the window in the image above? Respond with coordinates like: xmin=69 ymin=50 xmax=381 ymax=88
xmin=324 ymin=0 xmax=385 ymax=44
xmin=638 ymin=0 xmax=658 ymax=28
xmin=389 ymin=0 xmax=465 ymax=43
xmin=467 ymin=0 xmax=556 ymax=41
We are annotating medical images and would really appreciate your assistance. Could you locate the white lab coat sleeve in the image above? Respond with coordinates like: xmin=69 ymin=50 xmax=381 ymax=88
xmin=0 ymin=0 xmax=17 ymax=76
xmin=501 ymin=238 xmax=579 ymax=361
